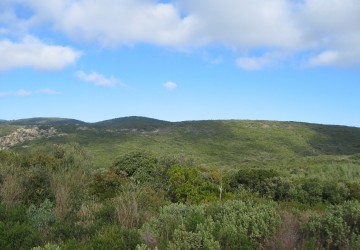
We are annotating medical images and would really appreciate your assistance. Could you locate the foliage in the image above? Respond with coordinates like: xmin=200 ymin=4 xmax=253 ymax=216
xmin=167 ymin=165 xmax=218 ymax=204
xmin=27 ymin=199 xmax=56 ymax=229
xmin=209 ymin=200 xmax=281 ymax=249
xmin=19 ymin=152 xmax=60 ymax=170
xmin=113 ymin=151 xmax=166 ymax=188
xmin=32 ymin=243 xmax=61 ymax=250
xmin=230 ymin=168 xmax=282 ymax=197
xmin=289 ymin=178 xmax=324 ymax=205
xmin=84 ymin=226 xmax=140 ymax=250
xmin=22 ymin=167 xmax=54 ymax=205
xmin=322 ymin=181 xmax=350 ymax=204
xmin=304 ymin=201 xmax=360 ymax=249
xmin=0 ymin=203 xmax=41 ymax=250
xmin=141 ymin=200 xmax=280 ymax=249
xmin=88 ymin=168 xmax=124 ymax=200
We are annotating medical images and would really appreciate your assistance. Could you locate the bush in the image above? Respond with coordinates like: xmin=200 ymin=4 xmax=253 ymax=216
xmin=88 ymin=168 xmax=124 ymax=200
xmin=112 ymin=151 xmax=166 ymax=188
xmin=167 ymin=165 xmax=218 ymax=204
xmin=94 ymin=203 xmax=116 ymax=225
xmin=230 ymin=168 xmax=282 ymax=198
xmin=305 ymin=201 xmax=360 ymax=249
xmin=20 ymin=152 xmax=60 ymax=170
xmin=27 ymin=199 xmax=56 ymax=229
xmin=51 ymin=143 xmax=93 ymax=170
xmin=32 ymin=243 xmax=61 ymax=250
xmin=0 ymin=203 xmax=41 ymax=250
xmin=22 ymin=167 xmax=54 ymax=205
xmin=322 ymin=181 xmax=350 ymax=204
xmin=210 ymin=200 xmax=281 ymax=249
xmin=347 ymin=182 xmax=360 ymax=200
xmin=84 ymin=226 xmax=140 ymax=250
xmin=289 ymin=178 xmax=323 ymax=205
xmin=140 ymin=200 xmax=280 ymax=249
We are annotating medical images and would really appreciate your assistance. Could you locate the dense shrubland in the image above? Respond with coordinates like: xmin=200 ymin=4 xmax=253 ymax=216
xmin=0 ymin=145 xmax=360 ymax=249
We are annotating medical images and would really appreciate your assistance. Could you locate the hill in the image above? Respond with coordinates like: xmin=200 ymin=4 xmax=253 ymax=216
xmin=93 ymin=116 xmax=170 ymax=130
xmin=7 ymin=117 xmax=87 ymax=126
xmin=1 ymin=117 xmax=360 ymax=181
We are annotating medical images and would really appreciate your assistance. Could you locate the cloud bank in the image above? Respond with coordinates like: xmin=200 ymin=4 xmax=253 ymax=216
xmin=2 ymin=0 xmax=360 ymax=69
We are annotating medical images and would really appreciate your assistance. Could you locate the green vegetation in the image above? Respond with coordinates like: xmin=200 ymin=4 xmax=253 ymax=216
xmin=1 ymin=117 xmax=360 ymax=249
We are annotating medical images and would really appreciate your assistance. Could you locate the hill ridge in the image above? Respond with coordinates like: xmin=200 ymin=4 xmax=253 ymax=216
xmin=1 ymin=116 xmax=359 ymax=129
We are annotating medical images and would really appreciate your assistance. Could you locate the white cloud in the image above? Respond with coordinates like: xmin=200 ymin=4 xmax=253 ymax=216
xmin=0 ymin=36 xmax=82 ymax=71
xmin=306 ymin=51 xmax=339 ymax=67
xmin=0 ymin=88 xmax=60 ymax=97
xmin=236 ymin=52 xmax=285 ymax=70
xmin=180 ymin=0 xmax=302 ymax=49
xmin=21 ymin=0 xmax=199 ymax=47
xmin=299 ymin=0 xmax=360 ymax=67
xmin=76 ymin=71 xmax=118 ymax=87
xmin=163 ymin=81 xmax=178 ymax=91
xmin=4 ymin=0 xmax=360 ymax=68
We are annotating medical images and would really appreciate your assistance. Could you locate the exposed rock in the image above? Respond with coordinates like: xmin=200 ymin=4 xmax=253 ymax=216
xmin=0 ymin=126 xmax=66 ymax=150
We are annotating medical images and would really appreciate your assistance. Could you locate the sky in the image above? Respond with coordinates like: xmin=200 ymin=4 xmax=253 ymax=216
xmin=0 ymin=0 xmax=359 ymax=127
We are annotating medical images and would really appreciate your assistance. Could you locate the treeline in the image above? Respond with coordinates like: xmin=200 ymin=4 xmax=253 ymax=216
xmin=0 ymin=144 xmax=360 ymax=249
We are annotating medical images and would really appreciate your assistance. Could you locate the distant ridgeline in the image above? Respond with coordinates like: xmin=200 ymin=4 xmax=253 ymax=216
xmin=0 ymin=116 xmax=360 ymax=167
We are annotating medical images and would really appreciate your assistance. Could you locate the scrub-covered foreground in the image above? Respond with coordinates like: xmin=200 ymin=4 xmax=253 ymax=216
xmin=0 ymin=118 xmax=359 ymax=249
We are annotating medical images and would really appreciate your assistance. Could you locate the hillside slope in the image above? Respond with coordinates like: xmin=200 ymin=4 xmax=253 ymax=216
xmin=7 ymin=117 xmax=86 ymax=126
xmin=1 ymin=117 xmax=360 ymax=179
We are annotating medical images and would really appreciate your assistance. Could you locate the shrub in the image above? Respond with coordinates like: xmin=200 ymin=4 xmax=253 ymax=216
xmin=112 ymin=151 xmax=166 ymax=188
xmin=322 ymin=181 xmax=350 ymax=204
xmin=84 ymin=226 xmax=140 ymax=250
xmin=0 ymin=221 xmax=41 ymax=250
xmin=32 ymin=242 xmax=61 ymax=250
xmin=210 ymin=200 xmax=281 ymax=249
xmin=0 ymin=173 xmax=24 ymax=208
xmin=347 ymin=181 xmax=360 ymax=200
xmin=289 ymin=178 xmax=323 ymax=205
xmin=27 ymin=199 xmax=56 ymax=229
xmin=20 ymin=152 xmax=60 ymax=170
xmin=0 ymin=203 xmax=41 ymax=250
xmin=167 ymin=165 xmax=218 ymax=204
xmin=51 ymin=169 xmax=89 ymax=220
xmin=51 ymin=143 xmax=93 ymax=170
xmin=22 ymin=167 xmax=54 ymax=205
xmin=230 ymin=168 xmax=282 ymax=198
xmin=94 ymin=203 xmax=116 ymax=225
xmin=305 ymin=201 xmax=360 ymax=249
xmin=140 ymin=200 xmax=280 ymax=249
xmin=88 ymin=168 xmax=124 ymax=200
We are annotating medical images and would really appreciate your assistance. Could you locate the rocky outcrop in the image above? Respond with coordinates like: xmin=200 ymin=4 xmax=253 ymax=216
xmin=0 ymin=126 xmax=66 ymax=150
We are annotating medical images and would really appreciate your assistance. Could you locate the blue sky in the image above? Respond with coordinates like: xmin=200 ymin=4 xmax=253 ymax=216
xmin=1 ymin=0 xmax=359 ymax=126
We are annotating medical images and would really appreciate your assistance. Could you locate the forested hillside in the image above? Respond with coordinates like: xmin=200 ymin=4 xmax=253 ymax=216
xmin=0 ymin=117 xmax=360 ymax=249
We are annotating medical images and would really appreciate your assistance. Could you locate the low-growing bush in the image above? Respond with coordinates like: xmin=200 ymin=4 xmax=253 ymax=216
xmin=88 ymin=168 xmax=124 ymax=200
xmin=140 ymin=200 xmax=280 ymax=249
xmin=22 ymin=167 xmax=54 ymax=205
xmin=0 ymin=203 xmax=41 ymax=250
xmin=167 ymin=165 xmax=218 ymax=204
xmin=112 ymin=151 xmax=166 ymax=188
xmin=84 ymin=226 xmax=140 ymax=250
xmin=304 ymin=201 xmax=360 ymax=249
